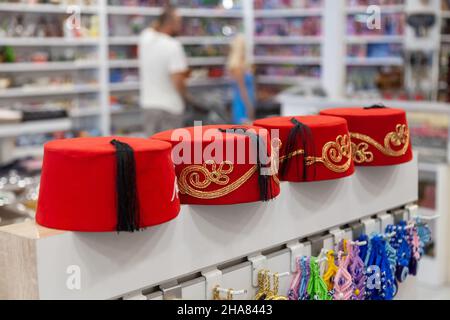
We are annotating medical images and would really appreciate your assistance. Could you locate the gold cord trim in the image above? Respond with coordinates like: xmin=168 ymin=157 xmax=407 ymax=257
xmin=178 ymin=134 xmax=353 ymax=199
xmin=279 ymin=134 xmax=352 ymax=173
xmin=350 ymin=124 xmax=409 ymax=164
xmin=178 ymin=160 xmax=258 ymax=199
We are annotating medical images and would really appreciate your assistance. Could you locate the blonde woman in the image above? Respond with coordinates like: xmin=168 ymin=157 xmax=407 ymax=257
xmin=227 ymin=34 xmax=256 ymax=124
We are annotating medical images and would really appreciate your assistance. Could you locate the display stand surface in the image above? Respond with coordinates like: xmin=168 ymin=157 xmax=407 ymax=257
xmin=0 ymin=158 xmax=418 ymax=299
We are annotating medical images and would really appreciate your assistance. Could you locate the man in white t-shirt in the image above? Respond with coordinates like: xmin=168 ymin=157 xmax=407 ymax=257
xmin=139 ymin=7 xmax=189 ymax=135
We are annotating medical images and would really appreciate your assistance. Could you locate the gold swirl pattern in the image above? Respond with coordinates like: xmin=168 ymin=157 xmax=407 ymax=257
xmin=178 ymin=134 xmax=353 ymax=199
xmin=280 ymin=134 xmax=352 ymax=173
xmin=307 ymin=135 xmax=352 ymax=173
xmin=351 ymin=142 xmax=374 ymax=164
xmin=178 ymin=161 xmax=258 ymax=199
xmin=350 ymin=124 xmax=410 ymax=162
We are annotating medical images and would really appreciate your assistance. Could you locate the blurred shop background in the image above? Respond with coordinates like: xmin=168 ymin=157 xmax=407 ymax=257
xmin=1 ymin=0 xmax=450 ymax=299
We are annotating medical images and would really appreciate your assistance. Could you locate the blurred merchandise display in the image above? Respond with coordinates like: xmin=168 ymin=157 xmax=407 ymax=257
xmin=15 ymin=129 xmax=101 ymax=149
xmin=108 ymin=0 xmax=165 ymax=6
xmin=108 ymin=0 xmax=241 ymax=9
xmin=257 ymin=84 xmax=288 ymax=101
xmin=347 ymin=43 xmax=403 ymax=58
xmin=0 ymin=0 xmax=97 ymax=4
xmin=254 ymin=0 xmax=323 ymax=10
xmin=443 ymin=0 xmax=450 ymax=10
xmin=110 ymin=93 xmax=139 ymax=113
xmin=0 ymin=46 xmax=98 ymax=64
xmin=109 ymin=45 xmax=138 ymax=60
xmin=184 ymin=44 xmax=229 ymax=57
xmin=182 ymin=18 xmax=241 ymax=37
xmin=255 ymin=17 xmax=321 ymax=37
xmin=346 ymin=66 xmax=409 ymax=99
xmin=408 ymin=112 xmax=450 ymax=163
xmin=255 ymin=44 xmax=321 ymax=57
xmin=347 ymin=0 xmax=405 ymax=7
xmin=438 ymin=43 xmax=450 ymax=102
xmin=0 ymin=72 xmax=98 ymax=90
xmin=256 ymin=65 xmax=320 ymax=78
xmin=109 ymin=68 xmax=139 ymax=83
xmin=0 ymin=13 xmax=99 ymax=39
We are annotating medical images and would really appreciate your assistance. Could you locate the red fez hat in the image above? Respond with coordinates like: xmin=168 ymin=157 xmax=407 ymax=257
xmin=36 ymin=137 xmax=180 ymax=232
xmin=253 ymin=115 xmax=355 ymax=182
xmin=151 ymin=124 xmax=280 ymax=205
xmin=320 ymin=106 xmax=412 ymax=166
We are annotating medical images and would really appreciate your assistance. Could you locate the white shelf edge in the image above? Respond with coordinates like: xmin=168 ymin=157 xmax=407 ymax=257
xmin=0 ymin=118 xmax=72 ymax=138
xmin=257 ymin=75 xmax=320 ymax=85
xmin=441 ymin=11 xmax=450 ymax=19
xmin=0 ymin=61 xmax=100 ymax=72
xmin=346 ymin=4 xmax=405 ymax=14
xmin=347 ymin=35 xmax=404 ymax=44
xmin=254 ymin=36 xmax=322 ymax=44
xmin=346 ymin=57 xmax=404 ymax=66
xmin=0 ymin=3 xmax=99 ymax=14
xmin=253 ymin=8 xmax=322 ymax=18
xmin=187 ymin=56 xmax=227 ymax=66
xmin=109 ymin=82 xmax=139 ymax=92
xmin=109 ymin=59 xmax=139 ymax=68
xmin=188 ymin=77 xmax=231 ymax=87
xmin=0 ymin=84 xmax=100 ymax=98
xmin=109 ymin=78 xmax=231 ymax=91
xmin=1 ymin=37 xmax=99 ymax=46
xmin=108 ymin=36 xmax=232 ymax=46
xmin=12 ymin=145 xmax=44 ymax=159
xmin=106 ymin=6 xmax=242 ymax=17
xmin=108 ymin=57 xmax=227 ymax=68
xmin=69 ymin=107 xmax=102 ymax=118
xmin=107 ymin=5 xmax=161 ymax=16
xmin=254 ymin=56 xmax=321 ymax=65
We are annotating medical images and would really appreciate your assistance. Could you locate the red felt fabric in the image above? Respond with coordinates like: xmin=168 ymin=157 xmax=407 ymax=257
xmin=254 ymin=116 xmax=355 ymax=182
xmin=320 ymin=107 xmax=413 ymax=166
xmin=151 ymin=124 xmax=280 ymax=205
xmin=36 ymin=137 xmax=180 ymax=232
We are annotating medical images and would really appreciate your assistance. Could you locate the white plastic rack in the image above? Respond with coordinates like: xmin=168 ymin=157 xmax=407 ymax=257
xmin=0 ymin=157 xmax=419 ymax=299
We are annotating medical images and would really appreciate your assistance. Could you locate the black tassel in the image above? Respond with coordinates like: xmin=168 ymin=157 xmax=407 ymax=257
xmin=364 ymin=103 xmax=387 ymax=109
xmin=280 ymin=118 xmax=315 ymax=181
xmin=218 ymin=128 xmax=273 ymax=201
xmin=110 ymin=139 xmax=140 ymax=232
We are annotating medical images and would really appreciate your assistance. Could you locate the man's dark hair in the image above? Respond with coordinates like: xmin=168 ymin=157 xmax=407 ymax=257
xmin=157 ymin=6 xmax=177 ymax=28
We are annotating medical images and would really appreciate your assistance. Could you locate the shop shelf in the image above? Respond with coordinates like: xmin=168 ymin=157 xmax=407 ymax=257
xmin=11 ymin=145 xmax=44 ymax=159
xmin=253 ymin=8 xmax=322 ymax=18
xmin=347 ymin=35 xmax=404 ymax=44
xmin=346 ymin=57 xmax=404 ymax=66
xmin=107 ymin=6 xmax=242 ymax=17
xmin=108 ymin=36 xmax=232 ymax=46
xmin=109 ymin=57 xmax=227 ymax=68
xmin=1 ymin=37 xmax=99 ymax=46
xmin=0 ymin=84 xmax=100 ymax=99
xmin=0 ymin=118 xmax=72 ymax=138
xmin=346 ymin=5 xmax=405 ymax=14
xmin=69 ymin=107 xmax=102 ymax=118
xmin=109 ymin=78 xmax=231 ymax=90
xmin=0 ymin=3 xmax=98 ymax=14
xmin=187 ymin=56 xmax=227 ymax=66
xmin=0 ymin=61 xmax=100 ymax=72
xmin=254 ymin=56 xmax=321 ymax=65
xmin=109 ymin=82 xmax=139 ymax=92
xmin=257 ymin=75 xmax=320 ymax=85
xmin=188 ymin=77 xmax=231 ymax=86
xmin=254 ymin=36 xmax=322 ymax=45
xmin=109 ymin=59 xmax=139 ymax=68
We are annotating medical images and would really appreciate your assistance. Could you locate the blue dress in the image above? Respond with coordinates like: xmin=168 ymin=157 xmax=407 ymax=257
xmin=231 ymin=72 xmax=256 ymax=124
